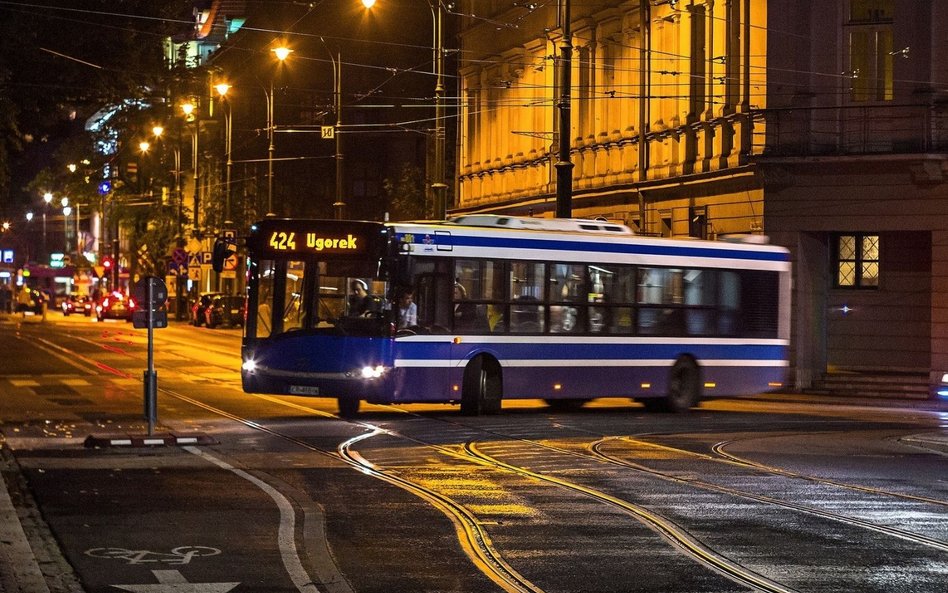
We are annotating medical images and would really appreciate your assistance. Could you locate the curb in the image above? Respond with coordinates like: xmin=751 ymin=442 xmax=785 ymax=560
xmin=83 ymin=433 xmax=216 ymax=448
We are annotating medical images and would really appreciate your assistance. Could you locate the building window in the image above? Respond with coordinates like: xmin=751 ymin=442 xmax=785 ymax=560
xmin=835 ymin=234 xmax=880 ymax=288
xmin=846 ymin=0 xmax=894 ymax=102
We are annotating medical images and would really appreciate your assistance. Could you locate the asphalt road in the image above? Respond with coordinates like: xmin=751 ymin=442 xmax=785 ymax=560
xmin=1 ymin=311 xmax=946 ymax=593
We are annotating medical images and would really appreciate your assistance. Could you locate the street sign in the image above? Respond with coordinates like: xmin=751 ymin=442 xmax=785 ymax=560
xmin=132 ymin=277 xmax=168 ymax=306
xmin=132 ymin=277 xmax=168 ymax=330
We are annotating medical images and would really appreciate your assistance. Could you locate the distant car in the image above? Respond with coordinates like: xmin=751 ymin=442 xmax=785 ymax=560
xmin=15 ymin=288 xmax=45 ymax=314
xmin=191 ymin=292 xmax=223 ymax=326
xmin=205 ymin=295 xmax=245 ymax=329
xmin=62 ymin=294 xmax=93 ymax=317
xmin=96 ymin=291 xmax=133 ymax=322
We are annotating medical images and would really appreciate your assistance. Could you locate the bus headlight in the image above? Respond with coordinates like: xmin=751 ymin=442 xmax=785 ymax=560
xmin=242 ymin=359 xmax=257 ymax=372
xmin=359 ymin=365 xmax=386 ymax=379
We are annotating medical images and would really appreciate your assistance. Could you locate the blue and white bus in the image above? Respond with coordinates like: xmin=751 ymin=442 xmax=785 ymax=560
xmin=218 ymin=216 xmax=790 ymax=416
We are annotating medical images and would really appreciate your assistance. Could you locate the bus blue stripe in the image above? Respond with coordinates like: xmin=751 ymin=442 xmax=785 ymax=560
xmin=397 ymin=341 xmax=786 ymax=360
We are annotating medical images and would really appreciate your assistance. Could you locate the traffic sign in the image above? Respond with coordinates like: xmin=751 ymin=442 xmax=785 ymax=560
xmin=222 ymin=253 xmax=238 ymax=271
xmin=93 ymin=265 xmax=105 ymax=279
xmin=132 ymin=277 xmax=168 ymax=330
xmin=171 ymin=248 xmax=188 ymax=266
xmin=321 ymin=126 xmax=335 ymax=139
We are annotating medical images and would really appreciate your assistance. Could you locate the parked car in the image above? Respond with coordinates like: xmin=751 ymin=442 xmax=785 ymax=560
xmin=95 ymin=291 xmax=133 ymax=322
xmin=190 ymin=292 xmax=223 ymax=326
xmin=61 ymin=294 xmax=93 ymax=317
xmin=205 ymin=295 xmax=245 ymax=329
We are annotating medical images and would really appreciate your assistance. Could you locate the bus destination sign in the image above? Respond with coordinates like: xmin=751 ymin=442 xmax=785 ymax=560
xmin=268 ymin=231 xmax=361 ymax=253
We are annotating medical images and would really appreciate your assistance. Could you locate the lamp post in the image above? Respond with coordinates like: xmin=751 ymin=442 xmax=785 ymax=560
xmin=42 ymin=192 xmax=53 ymax=262
xmin=25 ymin=212 xmax=33 ymax=262
xmin=181 ymin=101 xmax=200 ymax=235
xmin=362 ymin=0 xmax=446 ymax=218
xmin=317 ymin=40 xmax=345 ymax=220
xmin=267 ymin=46 xmax=292 ymax=218
xmin=431 ymin=2 xmax=447 ymax=220
xmin=555 ymin=0 xmax=574 ymax=219
xmin=215 ymin=82 xmax=234 ymax=227
xmin=62 ymin=205 xmax=72 ymax=256
xmin=152 ymin=125 xmax=183 ymax=240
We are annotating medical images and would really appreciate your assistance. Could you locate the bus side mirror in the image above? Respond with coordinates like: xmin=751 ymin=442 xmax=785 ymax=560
xmin=212 ymin=237 xmax=237 ymax=273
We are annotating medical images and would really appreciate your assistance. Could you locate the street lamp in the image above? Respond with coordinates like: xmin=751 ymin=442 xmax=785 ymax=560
xmin=362 ymin=0 xmax=446 ymax=219
xmin=215 ymin=82 xmax=234 ymax=227
xmin=266 ymin=46 xmax=293 ymax=217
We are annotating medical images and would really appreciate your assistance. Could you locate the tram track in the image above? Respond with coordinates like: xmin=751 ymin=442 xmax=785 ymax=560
xmin=21 ymin=322 xmax=947 ymax=592
xmin=585 ymin=438 xmax=948 ymax=553
xmin=148 ymin=385 xmax=807 ymax=593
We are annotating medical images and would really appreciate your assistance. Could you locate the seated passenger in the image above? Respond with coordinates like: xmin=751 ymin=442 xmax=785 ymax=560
xmin=453 ymin=283 xmax=486 ymax=331
xmin=397 ymin=288 xmax=417 ymax=328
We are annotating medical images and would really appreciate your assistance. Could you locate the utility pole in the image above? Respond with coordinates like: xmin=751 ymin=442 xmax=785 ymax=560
xmin=555 ymin=0 xmax=573 ymax=218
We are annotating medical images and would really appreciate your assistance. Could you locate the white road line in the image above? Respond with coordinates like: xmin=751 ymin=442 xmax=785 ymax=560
xmin=183 ymin=446 xmax=323 ymax=593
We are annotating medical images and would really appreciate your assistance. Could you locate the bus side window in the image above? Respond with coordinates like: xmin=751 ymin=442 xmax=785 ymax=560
xmin=719 ymin=271 xmax=740 ymax=336
xmin=510 ymin=262 xmax=545 ymax=333
xmin=255 ymin=260 xmax=276 ymax=338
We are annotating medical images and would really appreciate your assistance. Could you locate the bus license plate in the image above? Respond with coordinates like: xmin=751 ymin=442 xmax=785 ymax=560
xmin=289 ymin=385 xmax=320 ymax=395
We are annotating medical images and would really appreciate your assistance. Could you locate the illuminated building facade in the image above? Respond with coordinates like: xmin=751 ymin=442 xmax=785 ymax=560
xmin=456 ymin=0 xmax=948 ymax=394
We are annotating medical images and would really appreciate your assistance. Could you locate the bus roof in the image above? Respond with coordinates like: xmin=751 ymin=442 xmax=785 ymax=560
xmin=388 ymin=217 xmax=789 ymax=270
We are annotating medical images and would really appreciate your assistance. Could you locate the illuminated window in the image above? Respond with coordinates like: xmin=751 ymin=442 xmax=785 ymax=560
xmin=835 ymin=234 xmax=880 ymax=288
xmin=846 ymin=0 xmax=894 ymax=102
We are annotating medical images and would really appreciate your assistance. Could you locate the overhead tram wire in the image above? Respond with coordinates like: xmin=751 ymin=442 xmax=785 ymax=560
xmin=5 ymin=2 xmax=938 ymax=101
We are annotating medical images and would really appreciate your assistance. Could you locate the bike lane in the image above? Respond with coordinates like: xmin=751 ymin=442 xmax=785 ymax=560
xmin=13 ymin=443 xmax=309 ymax=593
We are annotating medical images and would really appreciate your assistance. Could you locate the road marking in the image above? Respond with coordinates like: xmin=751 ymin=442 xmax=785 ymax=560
xmin=184 ymin=447 xmax=323 ymax=593
xmin=111 ymin=569 xmax=238 ymax=592
xmin=86 ymin=546 xmax=220 ymax=565
xmin=10 ymin=379 xmax=40 ymax=387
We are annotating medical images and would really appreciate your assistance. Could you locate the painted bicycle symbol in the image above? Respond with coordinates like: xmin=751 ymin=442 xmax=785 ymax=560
xmin=84 ymin=546 xmax=221 ymax=565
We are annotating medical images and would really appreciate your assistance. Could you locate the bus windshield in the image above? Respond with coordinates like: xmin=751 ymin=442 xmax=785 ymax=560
xmin=251 ymin=258 xmax=391 ymax=338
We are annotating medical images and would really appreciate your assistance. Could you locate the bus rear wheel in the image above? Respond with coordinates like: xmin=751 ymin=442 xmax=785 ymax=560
xmin=663 ymin=357 xmax=701 ymax=412
xmin=461 ymin=356 xmax=502 ymax=416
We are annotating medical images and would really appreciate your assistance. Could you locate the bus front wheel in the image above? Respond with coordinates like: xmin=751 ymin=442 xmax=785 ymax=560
xmin=461 ymin=356 xmax=502 ymax=416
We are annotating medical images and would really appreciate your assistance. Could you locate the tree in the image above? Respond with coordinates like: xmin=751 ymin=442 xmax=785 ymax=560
xmin=0 ymin=1 xmax=193 ymax=211
xmin=384 ymin=163 xmax=428 ymax=221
